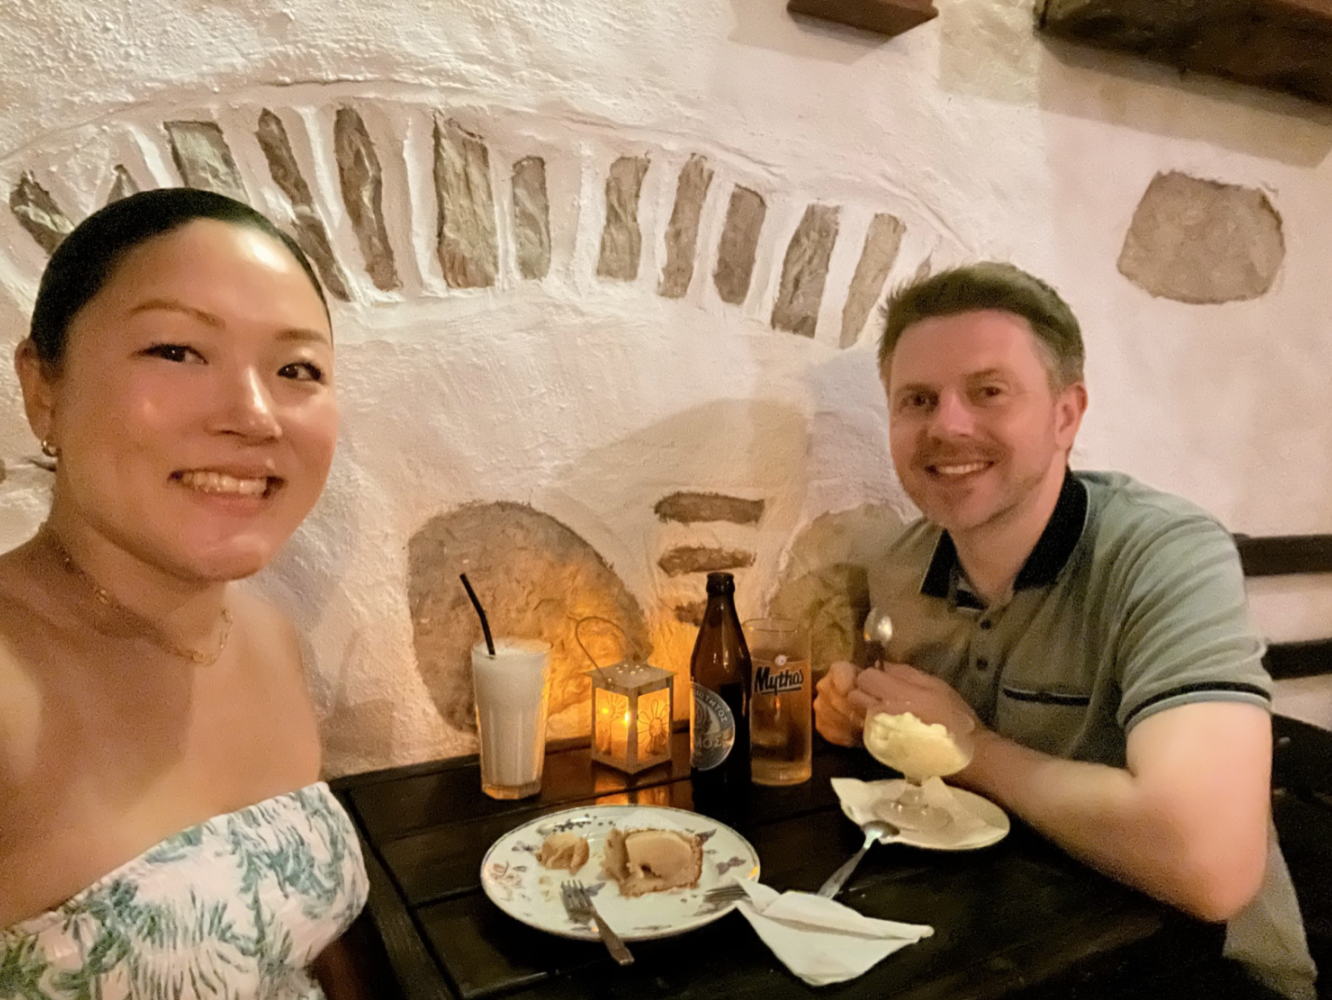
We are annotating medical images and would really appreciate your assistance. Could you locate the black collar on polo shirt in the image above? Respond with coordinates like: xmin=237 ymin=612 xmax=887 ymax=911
xmin=920 ymin=468 xmax=1089 ymax=604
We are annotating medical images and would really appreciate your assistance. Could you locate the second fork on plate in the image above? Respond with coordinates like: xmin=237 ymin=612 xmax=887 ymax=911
xmin=560 ymin=880 xmax=634 ymax=966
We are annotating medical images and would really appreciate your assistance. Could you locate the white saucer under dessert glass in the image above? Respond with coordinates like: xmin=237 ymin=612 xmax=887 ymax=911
xmin=834 ymin=778 xmax=1010 ymax=851
xmin=480 ymin=804 xmax=760 ymax=941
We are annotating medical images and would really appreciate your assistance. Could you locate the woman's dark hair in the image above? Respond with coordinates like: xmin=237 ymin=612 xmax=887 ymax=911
xmin=29 ymin=187 xmax=327 ymax=367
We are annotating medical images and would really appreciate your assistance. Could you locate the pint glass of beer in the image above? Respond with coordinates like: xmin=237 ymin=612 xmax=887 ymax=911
xmin=745 ymin=618 xmax=812 ymax=786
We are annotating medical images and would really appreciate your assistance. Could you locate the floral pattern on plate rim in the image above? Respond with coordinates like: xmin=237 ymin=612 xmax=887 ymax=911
xmin=479 ymin=804 xmax=760 ymax=942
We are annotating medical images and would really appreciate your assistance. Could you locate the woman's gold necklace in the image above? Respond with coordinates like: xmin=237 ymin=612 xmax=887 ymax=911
xmin=44 ymin=529 xmax=233 ymax=666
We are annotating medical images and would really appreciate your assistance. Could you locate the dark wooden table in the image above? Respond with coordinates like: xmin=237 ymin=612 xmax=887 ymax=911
xmin=332 ymin=731 xmax=1244 ymax=1000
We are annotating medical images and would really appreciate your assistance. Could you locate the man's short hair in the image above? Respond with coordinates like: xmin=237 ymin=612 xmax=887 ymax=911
xmin=878 ymin=262 xmax=1085 ymax=389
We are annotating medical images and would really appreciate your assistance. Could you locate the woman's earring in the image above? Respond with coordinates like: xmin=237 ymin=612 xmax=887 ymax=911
xmin=40 ymin=438 xmax=59 ymax=459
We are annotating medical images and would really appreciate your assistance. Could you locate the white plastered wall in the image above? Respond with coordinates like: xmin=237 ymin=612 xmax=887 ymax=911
xmin=0 ymin=0 xmax=1328 ymax=771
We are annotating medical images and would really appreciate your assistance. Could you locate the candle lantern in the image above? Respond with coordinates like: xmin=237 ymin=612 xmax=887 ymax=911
xmin=587 ymin=660 xmax=675 ymax=774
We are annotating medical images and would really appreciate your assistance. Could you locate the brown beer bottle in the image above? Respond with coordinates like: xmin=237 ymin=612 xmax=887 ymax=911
xmin=690 ymin=572 xmax=752 ymax=793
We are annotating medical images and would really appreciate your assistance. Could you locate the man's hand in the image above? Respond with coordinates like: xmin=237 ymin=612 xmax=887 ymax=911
xmin=813 ymin=661 xmax=865 ymax=746
xmin=816 ymin=661 xmax=985 ymax=748
xmin=820 ymin=661 xmax=1268 ymax=921
xmin=849 ymin=662 xmax=983 ymax=735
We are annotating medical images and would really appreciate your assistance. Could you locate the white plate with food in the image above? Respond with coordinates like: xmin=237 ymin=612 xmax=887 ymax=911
xmin=480 ymin=804 xmax=760 ymax=941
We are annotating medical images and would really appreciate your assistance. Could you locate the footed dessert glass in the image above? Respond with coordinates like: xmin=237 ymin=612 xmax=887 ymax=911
xmin=862 ymin=698 xmax=975 ymax=832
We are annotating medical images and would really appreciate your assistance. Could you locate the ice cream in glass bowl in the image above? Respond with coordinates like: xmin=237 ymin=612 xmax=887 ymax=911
xmin=862 ymin=698 xmax=975 ymax=831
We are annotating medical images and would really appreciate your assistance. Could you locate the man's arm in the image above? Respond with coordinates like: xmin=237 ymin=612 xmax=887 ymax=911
xmin=964 ymin=700 xmax=1270 ymax=921
xmin=853 ymin=663 xmax=1271 ymax=922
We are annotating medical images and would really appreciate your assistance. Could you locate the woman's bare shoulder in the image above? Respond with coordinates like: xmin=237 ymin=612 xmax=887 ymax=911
xmin=0 ymin=534 xmax=43 ymax=601
xmin=229 ymin=587 xmax=306 ymax=672
xmin=0 ymin=539 xmax=56 ymax=666
xmin=227 ymin=587 xmax=324 ymax=779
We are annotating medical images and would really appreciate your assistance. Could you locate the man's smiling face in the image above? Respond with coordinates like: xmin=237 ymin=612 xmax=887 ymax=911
xmin=884 ymin=309 xmax=1085 ymax=544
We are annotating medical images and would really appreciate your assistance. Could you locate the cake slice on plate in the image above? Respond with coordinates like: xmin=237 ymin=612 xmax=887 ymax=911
xmin=601 ymin=827 xmax=703 ymax=897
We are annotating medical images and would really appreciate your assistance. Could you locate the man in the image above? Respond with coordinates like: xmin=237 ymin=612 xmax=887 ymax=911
xmin=813 ymin=263 xmax=1315 ymax=999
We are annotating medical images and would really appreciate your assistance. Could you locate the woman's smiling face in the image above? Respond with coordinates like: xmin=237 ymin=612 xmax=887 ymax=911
xmin=32 ymin=217 xmax=338 ymax=583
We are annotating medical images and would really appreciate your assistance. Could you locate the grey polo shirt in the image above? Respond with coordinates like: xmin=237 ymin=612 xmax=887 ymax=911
xmin=869 ymin=469 xmax=1315 ymax=999
xmin=871 ymin=469 xmax=1271 ymax=767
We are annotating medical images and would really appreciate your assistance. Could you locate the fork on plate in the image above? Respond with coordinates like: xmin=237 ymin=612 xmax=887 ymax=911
xmin=560 ymin=880 xmax=634 ymax=966
xmin=702 ymin=882 xmax=750 ymax=905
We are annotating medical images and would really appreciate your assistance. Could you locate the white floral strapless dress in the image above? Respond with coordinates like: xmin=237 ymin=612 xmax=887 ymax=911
xmin=0 ymin=783 xmax=369 ymax=1000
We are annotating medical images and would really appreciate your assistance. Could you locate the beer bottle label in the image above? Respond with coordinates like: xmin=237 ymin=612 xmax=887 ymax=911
xmin=692 ymin=683 xmax=735 ymax=771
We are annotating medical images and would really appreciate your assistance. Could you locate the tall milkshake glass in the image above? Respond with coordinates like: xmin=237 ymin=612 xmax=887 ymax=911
xmin=472 ymin=638 xmax=552 ymax=799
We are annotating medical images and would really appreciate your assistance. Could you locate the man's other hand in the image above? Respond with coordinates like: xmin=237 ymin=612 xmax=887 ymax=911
xmin=817 ymin=661 xmax=986 ymax=748
xmin=814 ymin=661 xmax=866 ymax=746
xmin=851 ymin=661 xmax=983 ymax=733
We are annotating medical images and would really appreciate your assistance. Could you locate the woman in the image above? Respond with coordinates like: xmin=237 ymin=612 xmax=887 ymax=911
xmin=0 ymin=188 xmax=368 ymax=998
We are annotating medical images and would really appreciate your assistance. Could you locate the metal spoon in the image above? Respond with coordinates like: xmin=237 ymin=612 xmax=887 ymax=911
xmin=863 ymin=607 xmax=894 ymax=666
xmin=816 ymin=819 xmax=899 ymax=898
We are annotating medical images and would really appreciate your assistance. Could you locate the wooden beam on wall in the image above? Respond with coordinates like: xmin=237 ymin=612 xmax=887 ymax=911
xmin=1037 ymin=0 xmax=1332 ymax=106
xmin=1235 ymin=534 xmax=1332 ymax=577
xmin=1265 ymin=638 xmax=1332 ymax=680
xmin=787 ymin=0 xmax=938 ymax=38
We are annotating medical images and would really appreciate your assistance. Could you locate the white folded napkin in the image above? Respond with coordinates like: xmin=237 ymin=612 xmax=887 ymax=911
xmin=832 ymin=777 xmax=1005 ymax=850
xmin=730 ymin=878 xmax=932 ymax=986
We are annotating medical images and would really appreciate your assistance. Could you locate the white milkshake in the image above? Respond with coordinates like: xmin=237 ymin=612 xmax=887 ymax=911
xmin=472 ymin=638 xmax=552 ymax=799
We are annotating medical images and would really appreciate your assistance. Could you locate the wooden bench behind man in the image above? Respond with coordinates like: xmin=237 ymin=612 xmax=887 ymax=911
xmin=1237 ymin=533 xmax=1332 ymax=989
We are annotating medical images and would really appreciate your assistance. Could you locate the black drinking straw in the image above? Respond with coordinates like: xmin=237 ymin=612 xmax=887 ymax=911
xmin=459 ymin=573 xmax=496 ymax=656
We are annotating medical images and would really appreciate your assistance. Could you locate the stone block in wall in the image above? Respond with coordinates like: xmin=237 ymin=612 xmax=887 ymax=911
xmin=673 ymin=601 xmax=707 ymax=626
xmin=511 ymin=156 xmax=551 ymax=280
xmin=1118 ymin=171 xmax=1284 ymax=304
xmin=434 ymin=117 xmax=500 ymax=289
xmin=9 ymin=174 xmax=73 ymax=254
xmin=657 ymin=546 xmax=755 ymax=576
xmin=107 ymin=165 xmax=138 ymax=204
xmin=713 ymin=186 xmax=767 ymax=305
xmin=840 ymin=213 xmax=905 ymax=348
xmin=596 ymin=155 xmax=650 ymax=281
xmin=257 ymin=110 xmax=351 ymax=301
xmin=658 ymin=155 xmax=714 ymax=299
xmin=164 ymin=121 xmax=248 ymax=203
xmin=335 ymin=106 xmax=401 ymax=292
xmin=654 ymin=492 xmax=764 ymax=526
xmin=772 ymin=203 xmax=840 ymax=338
xmin=407 ymin=502 xmax=649 ymax=735
xmin=769 ymin=504 xmax=907 ymax=673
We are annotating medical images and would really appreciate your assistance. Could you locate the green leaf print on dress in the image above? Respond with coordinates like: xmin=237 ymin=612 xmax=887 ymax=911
xmin=0 ymin=783 xmax=368 ymax=1000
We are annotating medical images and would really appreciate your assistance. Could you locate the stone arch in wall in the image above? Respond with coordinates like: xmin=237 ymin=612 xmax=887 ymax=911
xmin=407 ymin=501 xmax=650 ymax=735
xmin=768 ymin=503 xmax=908 ymax=677
xmin=0 ymin=87 xmax=915 ymax=352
